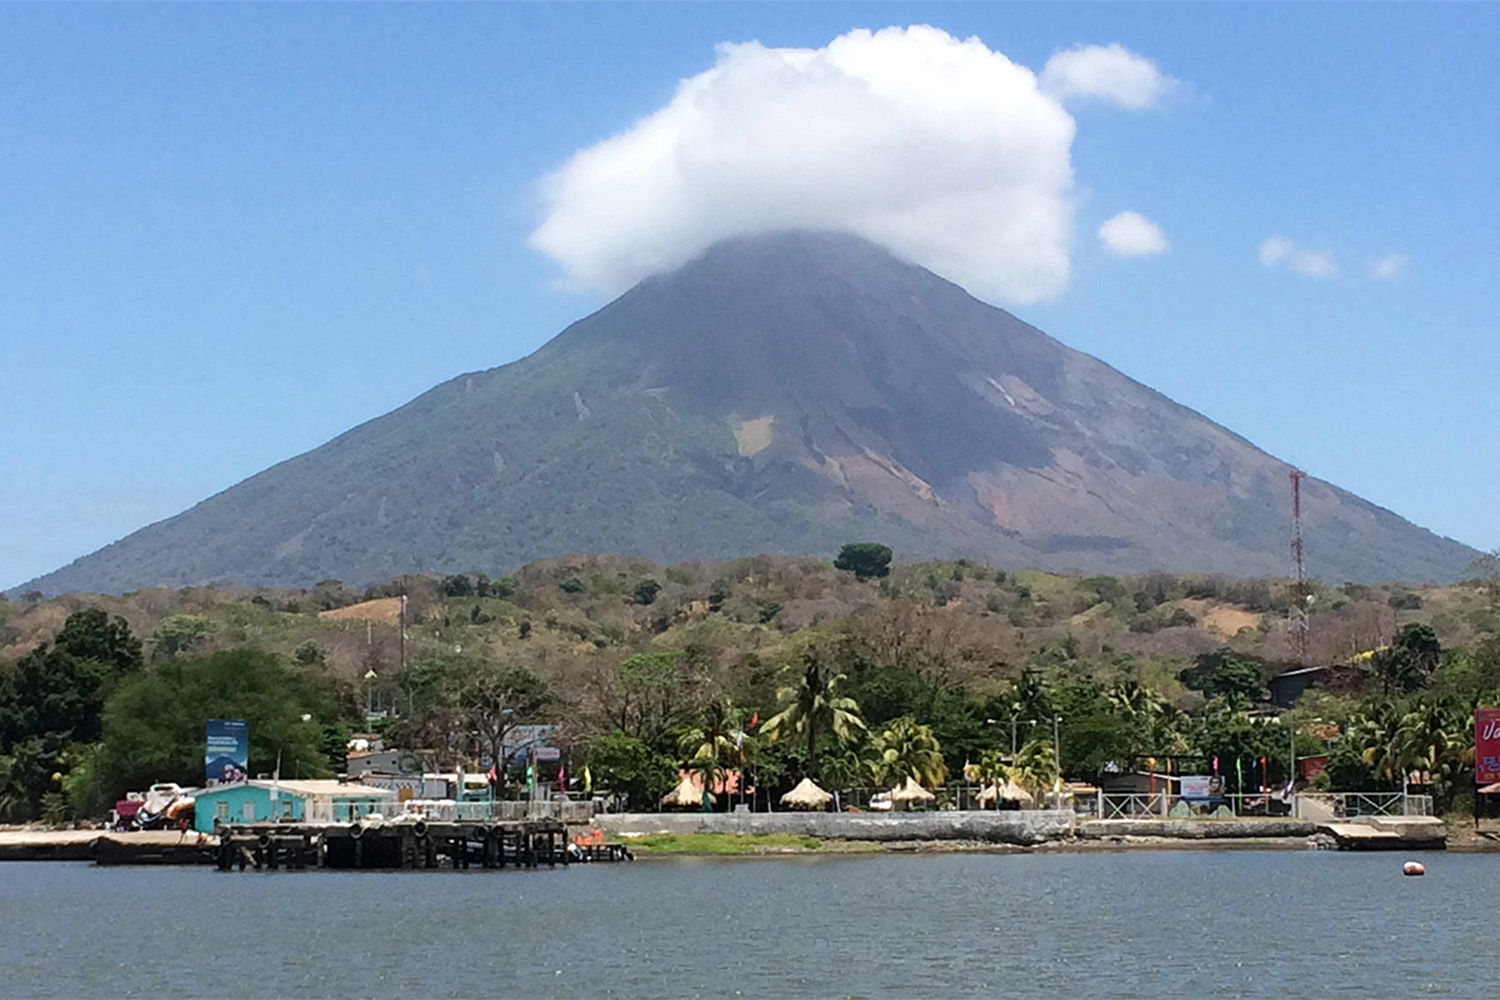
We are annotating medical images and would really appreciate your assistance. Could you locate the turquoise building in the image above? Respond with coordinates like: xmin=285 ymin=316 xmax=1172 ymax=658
xmin=193 ymin=779 xmax=398 ymax=832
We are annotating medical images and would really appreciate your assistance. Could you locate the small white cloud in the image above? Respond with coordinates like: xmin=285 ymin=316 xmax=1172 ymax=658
xmin=1040 ymin=43 xmax=1175 ymax=110
xmin=1098 ymin=211 xmax=1168 ymax=257
xmin=1259 ymin=236 xmax=1294 ymax=267
xmin=1259 ymin=236 xmax=1337 ymax=278
xmin=1370 ymin=253 xmax=1408 ymax=280
xmin=530 ymin=26 xmax=1083 ymax=306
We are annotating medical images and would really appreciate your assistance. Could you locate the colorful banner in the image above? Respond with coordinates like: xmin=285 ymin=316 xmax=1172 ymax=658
xmin=205 ymin=719 xmax=249 ymax=785
xmin=1180 ymin=775 xmax=1216 ymax=800
xmin=1476 ymin=708 xmax=1500 ymax=784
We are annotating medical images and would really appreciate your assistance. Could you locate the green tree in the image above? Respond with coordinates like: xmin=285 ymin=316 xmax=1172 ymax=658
xmin=1373 ymin=624 xmax=1442 ymax=694
xmin=587 ymin=731 xmax=676 ymax=811
xmin=442 ymin=574 xmax=474 ymax=598
xmin=151 ymin=615 xmax=213 ymax=660
xmin=1009 ymin=738 xmax=1059 ymax=803
xmin=1179 ymin=649 xmax=1265 ymax=708
xmin=678 ymin=699 xmax=741 ymax=811
xmin=614 ymin=651 xmax=699 ymax=748
xmin=0 ymin=644 xmax=112 ymax=750
xmin=1391 ymin=698 xmax=1471 ymax=810
xmin=834 ymin=543 xmax=893 ymax=580
xmin=54 ymin=609 xmax=143 ymax=675
xmin=94 ymin=648 xmax=335 ymax=798
xmin=1191 ymin=701 xmax=1284 ymax=792
xmin=458 ymin=661 xmax=553 ymax=788
xmin=964 ymin=750 xmax=1013 ymax=810
xmin=873 ymin=716 xmax=948 ymax=788
xmin=762 ymin=647 xmax=866 ymax=779
xmin=293 ymin=640 xmax=326 ymax=667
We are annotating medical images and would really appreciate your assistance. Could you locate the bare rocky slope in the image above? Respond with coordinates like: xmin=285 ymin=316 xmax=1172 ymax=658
xmin=18 ymin=232 xmax=1477 ymax=595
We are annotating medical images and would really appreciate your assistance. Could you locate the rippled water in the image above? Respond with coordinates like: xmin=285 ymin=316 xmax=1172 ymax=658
xmin=0 ymin=850 xmax=1484 ymax=998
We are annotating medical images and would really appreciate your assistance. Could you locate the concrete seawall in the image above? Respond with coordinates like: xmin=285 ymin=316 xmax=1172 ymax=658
xmin=593 ymin=810 xmax=1077 ymax=845
xmin=1079 ymin=819 xmax=1317 ymax=841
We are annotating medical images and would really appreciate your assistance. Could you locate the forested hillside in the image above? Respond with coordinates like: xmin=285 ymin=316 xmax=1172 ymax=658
xmin=4 ymin=550 xmax=1498 ymax=822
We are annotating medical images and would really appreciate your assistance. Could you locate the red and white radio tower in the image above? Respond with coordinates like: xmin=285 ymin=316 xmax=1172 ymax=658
xmin=1289 ymin=469 xmax=1309 ymax=665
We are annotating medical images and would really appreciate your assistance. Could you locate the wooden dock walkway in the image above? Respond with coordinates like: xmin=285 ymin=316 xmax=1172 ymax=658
xmin=216 ymin=818 xmax=575 ymax=871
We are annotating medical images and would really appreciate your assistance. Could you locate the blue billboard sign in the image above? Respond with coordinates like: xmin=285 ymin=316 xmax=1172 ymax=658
xmin=206 ymin=719 xmax=249 ymax=785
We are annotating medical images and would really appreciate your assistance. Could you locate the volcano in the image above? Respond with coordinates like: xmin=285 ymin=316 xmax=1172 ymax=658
xmin=21 ymin=232 xmax=1476 ymax=594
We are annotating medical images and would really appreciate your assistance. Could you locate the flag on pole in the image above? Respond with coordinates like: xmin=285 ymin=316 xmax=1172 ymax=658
xmin=1212 ymin=756 xmax=1220 ymax=775
xmin=583 ymin=765 xmax=592 ymax=795
xmin=487 ymin=763 xmax=497 ymax=784
xmin=558 ymin=763 xmax=567 ymax=789
xmin=749 ymin=712 xmax=759 ymax=730
xmin=1235 ymin=757 xmax=1244 ymax=792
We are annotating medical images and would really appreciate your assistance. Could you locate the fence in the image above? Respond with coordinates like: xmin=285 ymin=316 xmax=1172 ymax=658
xmin=1093 ymin=790 xmax=1431 ymax=820
xmin=409 ymin=800 xmax=596 ymax=823
xmin=1292 ymin=791 xmax=1432 ymax=819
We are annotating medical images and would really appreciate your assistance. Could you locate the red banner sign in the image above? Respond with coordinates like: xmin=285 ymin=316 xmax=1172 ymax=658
xmin=1476 ymin=708 xmax=1500 ymax=784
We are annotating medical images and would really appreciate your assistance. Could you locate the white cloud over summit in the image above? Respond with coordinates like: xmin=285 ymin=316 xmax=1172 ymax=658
xmin=531 ymin=26 xmax=1106 ymax=306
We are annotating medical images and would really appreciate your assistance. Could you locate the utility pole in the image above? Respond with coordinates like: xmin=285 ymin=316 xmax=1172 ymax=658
xmin=1289 ymin=469 xmax=1310 ymax=666
xmin=398 ymin=583 xmax=408 ymax=672
xmin=1052 ymin=715 xmax=1062 ymax=797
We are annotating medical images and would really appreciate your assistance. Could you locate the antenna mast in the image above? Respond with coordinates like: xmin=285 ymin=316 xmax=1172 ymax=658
xmin=1289 ymin=469 xmax=1309 ymax=665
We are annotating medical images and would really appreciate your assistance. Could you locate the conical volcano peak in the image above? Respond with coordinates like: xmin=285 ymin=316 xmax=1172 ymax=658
xmin=15 ymin=228 xmax=1478 ymax=595
xmin=657 ymin=230 xmax=928 ymax=286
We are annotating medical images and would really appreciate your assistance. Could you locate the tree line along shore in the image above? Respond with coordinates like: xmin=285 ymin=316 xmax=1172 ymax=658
xmin=4 ymin=546 xmax=1499 ymax=825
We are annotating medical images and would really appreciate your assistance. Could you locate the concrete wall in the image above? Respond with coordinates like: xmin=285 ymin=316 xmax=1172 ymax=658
xmin=592 ymin=810 xmax=1077 ymax=845
xmin=1079 ymin=819 xmax=1316 ymax=840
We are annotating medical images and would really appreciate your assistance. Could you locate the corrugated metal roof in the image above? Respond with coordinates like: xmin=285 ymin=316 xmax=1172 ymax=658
xmin=195 ymin=779 xmax=397 ymax=800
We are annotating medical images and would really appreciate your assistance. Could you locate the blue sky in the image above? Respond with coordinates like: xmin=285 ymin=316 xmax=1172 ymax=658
xmin=2 ymin=3 xmax=1497 ymax=590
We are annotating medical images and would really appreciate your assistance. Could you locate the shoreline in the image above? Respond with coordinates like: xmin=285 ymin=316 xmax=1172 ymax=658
xmin=626 ymin=832 xmax=1340 ymax=858
xmin=1 ymin=821 xmax=1472 ymax=865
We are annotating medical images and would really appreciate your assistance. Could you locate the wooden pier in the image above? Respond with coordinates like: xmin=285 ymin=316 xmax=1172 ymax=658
xmin=216 ymin=818 xmax=572 ymax=871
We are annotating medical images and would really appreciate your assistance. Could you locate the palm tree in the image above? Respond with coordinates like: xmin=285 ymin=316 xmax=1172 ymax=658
xmin=1009 ymin=738 xmax=1059 ymax=805
xmin=761 ymin=648 xmax=866 ymax=779
xmin=819 ymin=742 xmax=877 ymax=796
xmin=874 ymin=716 xmax=948 ymax=789
xmin=1392 ymin=699 xmax=1472 ymax=811
xmin=1107 ymin=680 xmax=1188 ymax=758
xmin=1355 ymin=698 xmax=1407 ymax=785
xmin=964 ymin=749 xmax=1012 ymax=810
xmin=678 ymin=700 xmax=739 ymax=811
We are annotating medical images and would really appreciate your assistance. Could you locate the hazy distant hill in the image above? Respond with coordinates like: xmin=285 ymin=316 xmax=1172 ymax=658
xmin=19 ymin=232 xmax=1477 ymax=595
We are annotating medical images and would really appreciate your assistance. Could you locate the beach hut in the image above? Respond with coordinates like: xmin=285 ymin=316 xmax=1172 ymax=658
xmin=780 ymin=777 xmax=833 ymax=811
xmin=976 ymin=779 xmax=1034 ymax=810
xmin=661 ymin=775 xmax=714 ymax=810
xmin=887 ymin=776 xmax=936 ymax=811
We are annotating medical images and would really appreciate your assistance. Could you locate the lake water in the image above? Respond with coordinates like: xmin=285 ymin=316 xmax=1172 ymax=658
xmin=0 ymin=850 xmax=1486 ymax=998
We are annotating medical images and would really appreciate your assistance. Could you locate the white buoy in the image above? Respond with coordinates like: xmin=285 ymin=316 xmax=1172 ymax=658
xmin=1402 ymin=861 xmax=1425 ymax=876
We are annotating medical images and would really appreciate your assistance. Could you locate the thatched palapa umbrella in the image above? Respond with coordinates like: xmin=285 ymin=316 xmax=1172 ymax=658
xmin=662 ymin=775 xmax=714 ymax=810
xmin=976 ymin=779 xmax=1034 ymax=808
xmin=887 ymin=776 xmax=936 ymax=810
xmin=780 ymin=777 xmax=833 ymax=811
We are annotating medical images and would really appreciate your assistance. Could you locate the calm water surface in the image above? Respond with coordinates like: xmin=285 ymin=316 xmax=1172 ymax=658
xmin=0 ymin=851 xmax=1485 ymax=998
